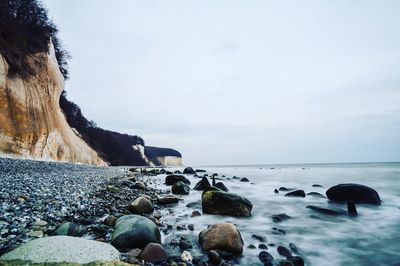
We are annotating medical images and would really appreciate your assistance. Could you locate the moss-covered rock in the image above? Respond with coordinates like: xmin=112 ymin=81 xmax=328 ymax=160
xmin=202 ymin=191 xmax=252 ymax=217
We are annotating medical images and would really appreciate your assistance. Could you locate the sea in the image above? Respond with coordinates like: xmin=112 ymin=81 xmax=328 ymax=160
xmin=157 ymin=162 xmax=400 ymax=266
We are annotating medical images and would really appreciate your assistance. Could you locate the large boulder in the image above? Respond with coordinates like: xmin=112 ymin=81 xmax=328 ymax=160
xmin=183 ymin=167 xmax=196 ymax=174
xmin=202 ymin=190 xmax=252 ymax=217
xmin=0 ymin=236 xmax=120 ymax=263
xmin=172 ymin=181 xmax=190 ymax=195
xmin=199 ymin=223 xmax=244 ymax=255
xmin=326 ymin=183 xmax=381 ymax=205
xmin=165 ymin=175 xmax=191 ymax=186
xmin=129 ymin=196 xmax=154 ymax=214
xmin=111 ymin=215 xmax=161 ymax=250
xmin=194 ymin=177 xmax=211 ymax=191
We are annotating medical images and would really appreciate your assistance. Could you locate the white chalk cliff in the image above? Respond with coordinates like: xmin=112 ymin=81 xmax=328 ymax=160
xmin=0 ymin=42 xmax=106 ymax=165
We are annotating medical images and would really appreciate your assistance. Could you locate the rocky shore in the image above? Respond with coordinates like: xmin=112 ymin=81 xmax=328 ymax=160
xmin=0 ymin=158 xmax=385 ymax=266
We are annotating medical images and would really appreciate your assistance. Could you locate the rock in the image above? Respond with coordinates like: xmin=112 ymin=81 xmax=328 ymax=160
xmin=208 ymin=250 xmax=222 ymax=265
xmin=181 ymin=250 xmax=193 ymax=262
xmin=183 ymin=167 xmax=196 ymax=174
xmin=271 ymin=214 xmax=291 ymax=223
xmin=140 ymin=243 xmax=167 ymax=263
xmin=194 ymin=177 xmax=212 ymax=191
xmin=272 ymin=227 xmax=286 ymax=235
xmin=174 ymin=170 xmax=182 ymax=174
xmin=240 ymin=177 xmax=249 ymax=182
xmin=279 ymin=260 xmax=295 ymax=266
xmin=288 ymin=256 xmax=305 ymax=266
xmin=157 ymin=195 xmax=180 ymax=205
xmin=0 ymin=236 xmax=120 ymax=263
xmin=202 ymin=190 xmax=252 ymax=217
xmin=258 ymin=243 xmax=268 ymax=250
xmin=214 ymin=182 xmax=229 ymax=192
xmin=123 ymin=248 xmax=141 ymax=264
xmin=132 ymin=182 xmax=146 ymax=190
xmin=160 ymin=168 xmax=167 ymax=174
xmin=279 ymin=187 xmax=294 ymax=192
xmin=251 ymin=234 xmax=266 ymax=242
xmin=107 ymin=185 xmax=119 ymax=193
xmin=326 ymin=183 xmax=381 ymax=205
xmin=111 ymin=215 xmax=161 ymax=250
xmin=129 ymin=196 xmax=154 ymax=214
xmin=277 ymin=246 xmax=292 ymax=258
xmin=188 ymin=224 xmax=195 ymax=231
xmin=285 ymin=190 xmax=305 ymax=197
xmin=179 ymin=239 xmax=193 ymax=250
xmin=26 ymin=230 xmax=43 ymax=238
xmin=274 ymin=189 xmax=279 ymax=194
xmin=53 ymin=222 xmax=86 ymax=237
xmin=172 ymin=181 xmax=190 ymax=195
xmin=248 ymin=244 xmax=257 ymax=249
xmin=196 ymin=169 xmax=207 ymax=173
xmin=259 ymin=251 xmax=274 ymax=263
xmin=191 ymin=211 xmax=201 ymax=217
xmin=289 ymin=243 xmax=299 ymax=254
xmin=312 ymin=184 xmax=323 ymax=187
xmin=166 ymin=175 xmax=191 ymax=186
xmin=199 ymin=223 xmax=244 ymax=255
xmin=347 ymin=201 xmax=358 ymax=216
xmin=104 ymin=215 xmax=118 ymax=227
xmin=306 ymin=205 xmax=341 ymax=215
xmin=306 ymin=192 xmax=326 ymax=198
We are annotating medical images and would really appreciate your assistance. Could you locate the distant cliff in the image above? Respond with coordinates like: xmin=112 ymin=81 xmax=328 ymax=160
xmin=0 ymin=0 xmax=182 ymax=166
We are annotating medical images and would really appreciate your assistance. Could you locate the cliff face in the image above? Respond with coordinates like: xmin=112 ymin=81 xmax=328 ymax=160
xmin=0 ymin=43 xmax=106 ymax=165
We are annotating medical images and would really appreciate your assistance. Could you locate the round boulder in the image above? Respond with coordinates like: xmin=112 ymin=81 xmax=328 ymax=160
xmin=194 ymin=177 xmax=211 ymax=191
xmin=165 ymin=175 xmax=191 ymax=186
xmin=53 ymin=222 xmax=86 ymax=237
xmin=129 ymin=196 xmax=154 ymax=214
xmin=172 ymin=181 xmax=190 ymax=195
xmin=157 ymin=195 xmax=179 ymax=205
xmin=111 ymin=215 xmax=161 ymax=250
xmin=326 ymin=183 xmax=381 ymax=205
xmin=202 ymin=190 xmax=252 ymax=217
xmin=183 ymin=167 xmax=196 ymax=174
xmin=140 ymin=243 xmax=167 ymax=263
xmin=199 ymin=223 xmax=244 ymax=255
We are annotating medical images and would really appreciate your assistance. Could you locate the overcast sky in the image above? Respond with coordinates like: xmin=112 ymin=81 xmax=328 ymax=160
xmin=44 ymin=0 xmax=400 ymax=165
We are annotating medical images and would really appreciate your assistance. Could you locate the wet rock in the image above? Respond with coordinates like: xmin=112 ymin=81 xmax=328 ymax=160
xmin=53 ymin=222 xmax=86 ymax=237
xmin=274 ymin=189 xmax=279 ymax=194
xmin=289 ymin=243 xmax=299 ymax=254
xmin=202 ymin=190 xmax=252 ymax=217
xmin=312 ymin=184 xmax=323 ymax=187
xmin=158 ymin=195 xmax=180 ymax=205
xmin=129 ymin=196 xmax=154 ymax=214
xmin=179 ymin=239 xmax=193 ymax=250
xmin=279 ymin=260 xmax=295 ymax=266
xmin=285 ymin=190 xmax=305 ymax=197
xmin=0 ymin=236 xmax=120 ymax=263
xmin=287 ymin=256 xmax=305 ymax=266
xmin=347 ymin=201 xmax=358 ymax=216
xmin=259 ymin=251 xmax=274 ymax=263
xmin=306 ymin=192 xmax=326 ymax=198
xmin=160 ymin=168 xmax=167 ymax=174
xmin=140 ymin=243 xmax=167 ymax=263
xmin=199 ymin=223 xmax=244 ymax=255
xmin=183 ymin=167 xmax=196 ymax=174
xmin=104 ymin=215 xmax=118 ymax=227
xmin=191 ymin=211 xmax=201 ymax=217
xmin=306 ymin=205 xmax=341 ymax=215
xmin=240 ymin=177 xmax=249 ymax=182
xmin=271 ymin=227 xmax=286 ymax=235
xmin=279 ymin=187 xmax=293 ymax=192
xmin=188 ymin=224 xmax=195 ymax=231
xmin=214 ymin=182 xmax=229 ymax=192
xmin=258 ymin=243 xmax=268 ymax=250
xmin=208 ymin=250 xmax=222 ymax=265
xmin=181 ymin=250 xmax=193 ymax=263
xmin=187 ymin=201 xmax=201 ymax=208
xmin=271 ymin=214 xmax=292 ymax=223
xmin=196 ymin=169 xmax=207 ymax=173
xmin=172 ymin=181 xmax=190 ymax=195
xmin=111 ymin=215 xmax=161 ymax=250
xmin=248 ymin=244 xmax=257 ymax=249
xmin=166 ymin=175 xmax=191 ymax=186
xmin=132 ymin=182 xmax=146 ymax=190
xmin=251 ymin=234 xmax=266 ymax=242
xmin=277 ymin=246 xmax=292 ymax=258
xmin=326 ymin=183 xmax=381 ymax=205
xmin=174 ymin=170 xmax=182 ymax=174
xmin=194 ymin=177 xmax=212 ymax=191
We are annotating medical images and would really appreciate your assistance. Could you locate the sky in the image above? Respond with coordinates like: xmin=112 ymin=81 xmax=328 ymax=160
xmin=43 ymin=0 xmax=400 ymax=166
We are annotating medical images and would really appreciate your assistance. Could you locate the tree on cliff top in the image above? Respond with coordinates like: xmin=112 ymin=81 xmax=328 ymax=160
xmin=0 ymin=0 xmax=69 ymax=79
